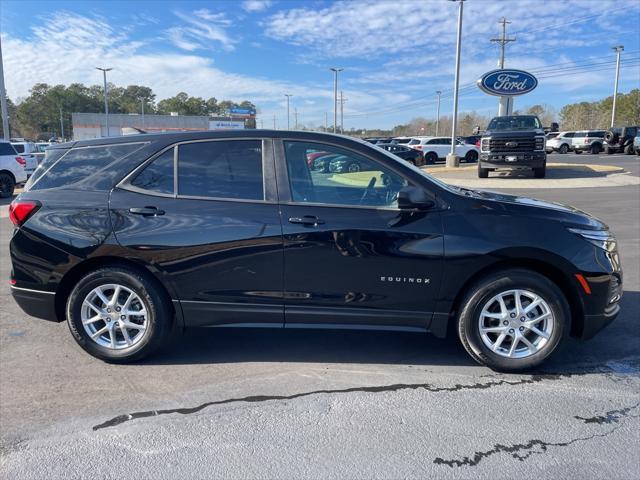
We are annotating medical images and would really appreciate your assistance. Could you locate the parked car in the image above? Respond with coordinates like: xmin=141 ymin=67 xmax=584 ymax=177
xmin=479 ymin=115 xmax=547 ymax=178
xmin=0 ymin=140 xmax=28 ymax=197
xmin=11 ymin=141 xmax=38 ymax=178
xmin=570 ymin=130 xmax=606 ymax=155
xmin=34 ymin=142 xmax=50 ymax=164
xmin=9 ymin=131 xmax=622 ymax=371
xmin=546 ymin=132 xmax=560 ymax=141
xmin=604 ymin=126 xmax=639 ymax=155
xmin=634 ymin=134 xmax=640 ymax=156
xmin=392 ymin=137 xmax=413 ymax=145
xmin=408 ymin=137 xmax=479 ymax=164
xmin=376 ymin=143 xmax=425 ymax=166
xmin=461 ymin=135 xmax=482 ymax=148
xmin=545 ymin=131 xmax=575 ymax=154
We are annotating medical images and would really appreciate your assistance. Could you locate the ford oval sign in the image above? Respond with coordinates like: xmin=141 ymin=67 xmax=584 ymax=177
xmin=477 ymin=69 xmax=538 ymax=96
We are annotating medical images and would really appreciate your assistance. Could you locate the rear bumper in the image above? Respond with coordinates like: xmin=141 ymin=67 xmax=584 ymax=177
xmin=479 ymin=151 xmax=546 ymax=169
xmin=11 ymin=286 xmax=59 ymax=322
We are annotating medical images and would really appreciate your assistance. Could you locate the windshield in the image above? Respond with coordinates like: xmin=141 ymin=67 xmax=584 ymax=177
xmin=487 ymin=116 xmax=542 ymax=131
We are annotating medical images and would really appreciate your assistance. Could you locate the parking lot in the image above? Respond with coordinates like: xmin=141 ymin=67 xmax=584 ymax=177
xmin=1 ymin=152 xmax=639 ymax=478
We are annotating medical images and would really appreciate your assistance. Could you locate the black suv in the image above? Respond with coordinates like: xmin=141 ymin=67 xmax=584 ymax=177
xmin=604 ymin=126 xmax=638 ymax=155
xmin=479 ymin=115 xmax=547 ymax=178
xmin=9 ymin=131 xmax=622 ymax=371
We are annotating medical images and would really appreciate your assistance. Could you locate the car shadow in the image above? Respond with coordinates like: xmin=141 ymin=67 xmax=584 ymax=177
xmin=489 ymin=165 xmax=617 ymax=180
xmin=143 ymin=291 xmax=640 ymax=374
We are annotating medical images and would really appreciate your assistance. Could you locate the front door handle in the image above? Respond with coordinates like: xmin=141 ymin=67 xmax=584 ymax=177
xmin=288 ymin=215 xmax=325 ymax=226
xmin=129 ymin=206 xmax=165 ymax=216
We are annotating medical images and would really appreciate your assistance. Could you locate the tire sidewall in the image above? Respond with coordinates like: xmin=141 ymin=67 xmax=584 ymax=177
xmin=0 ymin=173 xmax=15 ymax=198
xmin=67 ymin=268 xmax=168 ymax=362
xmin=458 ymin=271 xmax=568 ymax=371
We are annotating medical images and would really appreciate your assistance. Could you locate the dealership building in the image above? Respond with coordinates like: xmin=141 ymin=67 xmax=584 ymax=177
xmin=72 ymin=110 xmax=255 ymax=140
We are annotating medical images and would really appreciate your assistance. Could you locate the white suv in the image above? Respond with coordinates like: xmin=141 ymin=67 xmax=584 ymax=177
xmin=11 ymin=141 xmax=38 ymax=178
xmin=571 ymin=130 xmax=606 ymax=155
xmin=408 ymin=136 xmax=479 ymax=164
xmin=545 ymin=131 xmax=575 ymax=154
xmin=0 ymin=140 xmax=27 ymax=198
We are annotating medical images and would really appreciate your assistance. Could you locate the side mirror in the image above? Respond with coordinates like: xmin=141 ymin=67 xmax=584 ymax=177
xmin=397 ymin=186 xmax=434 ymax=210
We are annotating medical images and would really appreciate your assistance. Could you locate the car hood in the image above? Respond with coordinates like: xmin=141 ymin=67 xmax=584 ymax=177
xmin=455 ymin=187 xmax=607 ymax=229
xmin=484 ymin=129 xmax=544 ymax=137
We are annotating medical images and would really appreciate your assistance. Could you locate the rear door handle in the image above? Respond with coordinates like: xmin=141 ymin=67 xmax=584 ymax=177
xmin=288 ymin=215 xmax=325 ymax=226
xmin=129 ymin=206 xmax=165 ymax=216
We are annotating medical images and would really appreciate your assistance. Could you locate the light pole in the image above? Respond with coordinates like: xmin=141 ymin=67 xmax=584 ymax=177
xmin=284 ymin=94 xmax=292 ymax=130
xmin=0 ymin=36 xmax=10 ymax=140
xmin=435 ymin=90 xmax=442 ymax=136
xmin=330 ymin=68 xmax=343 ymax=133
xmin=59 ymin=106 xmax=64 ymax=141
xmin=611 ymin=45 xmax=624 ymax=128
xmin=140 ymin=98 xmax=145 ymax=129
xmin=446 ymin=0 xmax=464 ymax=168
xmin=96 ymin=67 xmax=112 ymax=136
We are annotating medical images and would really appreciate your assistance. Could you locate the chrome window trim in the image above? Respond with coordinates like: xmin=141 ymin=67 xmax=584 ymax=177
xmin=10 ymin=285 xmax=56 ymax=295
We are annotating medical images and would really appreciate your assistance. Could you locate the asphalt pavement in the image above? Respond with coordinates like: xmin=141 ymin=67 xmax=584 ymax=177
xmin=1 ymin=152 xmax=639 ymax=479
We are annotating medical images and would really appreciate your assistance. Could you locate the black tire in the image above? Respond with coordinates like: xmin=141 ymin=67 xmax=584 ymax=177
xmin=605 ymin=145 xmax=614 ymax=155
xmin=590 ymin=143 xmax=601 ymax=154
xmin=457 ymin=269 xmax=569 ymax=372
xmin=465 ymin=150 xmax=478 ymax=163
xmin=574 ymin=149 xmax=582 ymax=155
xmin=478 ymin=166 xmax=489 ymax=178
xmin=604 ymin=131 xmax=617 ymax=144
xmin=0 ymin=172 xmax=16 ymax=198
xmin=624 ymin=144 xmax=635 ymax=155
xmin=425 ymin=152 xmax=438 ymax=165
xmin=559 ymin=144 xmax=569 ymax=154
xmin=66 ymin=266 xmax=173 ymax=363
xmin=534 ymin=165 xmax=546 ymax=178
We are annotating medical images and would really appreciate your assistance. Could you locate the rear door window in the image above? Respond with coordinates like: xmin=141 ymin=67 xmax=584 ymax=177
xmin=12 ymin=144 xmax=25 ymax=153
xmin=131 ymin=149 xmax=175 ymax=195
xmin=177 ymin=140 xmax=263 ymax=200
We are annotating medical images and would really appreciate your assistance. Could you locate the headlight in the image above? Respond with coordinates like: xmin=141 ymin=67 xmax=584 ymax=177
xmin=481 ymin=137 xmax=490 ymax=152
xmin=535 ymin=136 xmax=545 ymax=151
xmin=568 ymin=227 xmax=616 ymax=250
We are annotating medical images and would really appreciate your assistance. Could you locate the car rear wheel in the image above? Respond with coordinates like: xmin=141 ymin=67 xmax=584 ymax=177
xmin=0 ymin=173 xmax=16 ymax=198
xmin=457 ymin=269 xmax=569 ymax=372
xmin=559 ymin=144 xmax=569 ymax=154
xmin=478 ymin=166 xmax=489 ymax=178
xmin=425 ymin=152 xmax=438 ymax=165
xmin=624 ymin=144 xmax=635 ymax=155
xmin=465 ymin=150 xmax=478 ymax=163
xmin=590 ymin=143 xmax=601 ymax=154
xmin=66 ymin=266 xmax=172 ymax=363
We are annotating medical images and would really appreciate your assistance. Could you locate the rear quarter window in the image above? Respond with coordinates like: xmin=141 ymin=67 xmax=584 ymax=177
xmin=0 ymin=143 xmax=17 ymax=155
xmin=30 ymin=143 xmax=146 ymax=191
xmin=12 ymin=144 xmax=25 ymax=153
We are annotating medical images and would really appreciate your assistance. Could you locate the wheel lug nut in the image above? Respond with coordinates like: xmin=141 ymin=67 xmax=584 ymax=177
xmin=503 ymin=321 xmax=509 ymax=326
xmin=106 ymin=308 xmax=111 ymax=313
xmin=510 ymin=313 xmax=516 ymax=318
xmin=509 ymin=329 xmax=514 ymax=334
xmin=519 ymin=326 xmax=525 ymax=331
xmin=520 ymin=316 xmax=525 ymax=321
xmin=116 ymin=307 xmax=121 ymax=312
xmin=121 ymin=315 xmax=126 ymax=320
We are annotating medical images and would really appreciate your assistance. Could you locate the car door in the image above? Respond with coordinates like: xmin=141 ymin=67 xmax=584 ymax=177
xmin=275 ymin=139 xmax=444 ymax=330
xmin=110 ymin=138 xmax=284 ymax=327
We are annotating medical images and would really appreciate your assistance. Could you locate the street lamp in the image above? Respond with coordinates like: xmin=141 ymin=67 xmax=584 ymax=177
xmin=435 ymin=90 xmax=442 ymax=136
xmin=611 ymin=45 xmax=624 ymax=128
xmin=330 ymin=67 xmax=343 ymax=133
xmin=96 ymin=67 xmax=112 ymax=137
xmin=446 ymin=0 xmax=464 ymax=168
xmin=140 ymin=97 xmax=145 ymax=129
xmin=284 ymin=94 xmax=293 ymax=130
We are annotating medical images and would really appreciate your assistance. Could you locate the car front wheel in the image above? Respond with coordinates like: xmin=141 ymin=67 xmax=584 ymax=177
xmin=66 ymin=266 xmax=172 ymax=363
xmin=457 ymin=269 xmax=568 ymax=372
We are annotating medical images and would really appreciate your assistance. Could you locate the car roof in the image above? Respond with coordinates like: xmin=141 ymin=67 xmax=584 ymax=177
xmin=52 ymin=129 xmax=367 ymax=150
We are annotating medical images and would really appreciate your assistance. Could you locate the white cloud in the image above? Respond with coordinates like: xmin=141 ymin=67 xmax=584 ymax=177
xmin=168 ymin=9 xmax=236 ymax=52
xmin=242 ymin=1 xmax=272 ymax=12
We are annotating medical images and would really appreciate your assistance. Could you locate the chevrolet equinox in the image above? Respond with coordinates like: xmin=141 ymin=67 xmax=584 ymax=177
xmin=9 ymin=131 xmax=622 ymax=371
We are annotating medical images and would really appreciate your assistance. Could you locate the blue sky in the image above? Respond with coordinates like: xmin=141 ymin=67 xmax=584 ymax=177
xmin=1 ymin=0 xmax=639 ymax=129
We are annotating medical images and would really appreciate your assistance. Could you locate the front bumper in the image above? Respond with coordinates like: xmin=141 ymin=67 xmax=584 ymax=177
xmin=479 ymin=151 xmax=546 ymax=169
xmin=579 ymin=272 xmax=622 ymax=339
xmin=11 ymin=286 xmax=59 ymax=322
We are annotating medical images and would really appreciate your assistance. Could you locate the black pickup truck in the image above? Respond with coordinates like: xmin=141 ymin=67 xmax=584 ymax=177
xmin=479 ymin=115 xmax=547 ymax=178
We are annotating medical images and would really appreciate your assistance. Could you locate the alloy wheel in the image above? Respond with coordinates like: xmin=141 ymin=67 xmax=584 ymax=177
xmin=81 ymin=283 xmax=148 ymax=349
xmin=478 ymin=289 xmax=554 ymax=359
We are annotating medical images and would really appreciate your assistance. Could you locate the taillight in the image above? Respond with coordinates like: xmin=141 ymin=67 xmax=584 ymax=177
xmin=15 ymin=156 xmax=26 ymax=167
xmin=414 ymin=145 xmax=423 ymax=150
xmin=475 ymin=139 xmax=480 ymax=147
xmin=585 ymin=139 xmax=589 ymax=144
xmin=8 ymin=200 xmax=41 ymax=227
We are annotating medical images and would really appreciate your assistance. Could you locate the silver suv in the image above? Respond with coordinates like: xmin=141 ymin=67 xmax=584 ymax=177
xmin=545 ymin=131 xmax=575 ymax=154
xmin=571 ymin=130 xmax=606 ymax=155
